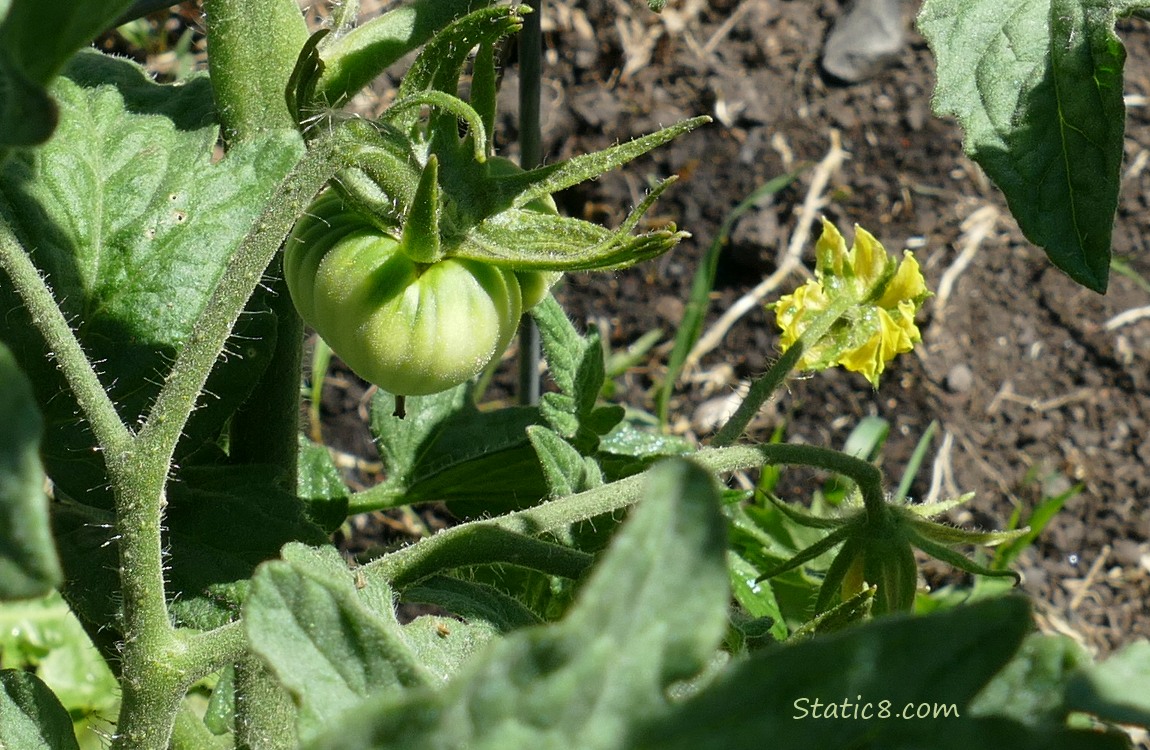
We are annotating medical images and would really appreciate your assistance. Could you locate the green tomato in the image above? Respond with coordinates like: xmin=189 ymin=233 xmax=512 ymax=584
xmin=285 ymin=191 xmax=523 ymax=396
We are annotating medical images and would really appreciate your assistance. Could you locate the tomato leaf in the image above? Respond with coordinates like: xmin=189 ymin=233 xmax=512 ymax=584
xmin=0 ymin=670 xmax=79 ymax=750
xmin=1066 ymin=640 xmax=1150 ymax=728
xmin=918 ymin=0 xmax=1129 ymax=292
xmin=0 ymin=592 xmax=118 ymax=722
xmin=0 ymin=343 xmax=60 ymax=600
xmin=630 ymin=597 xmax=1079 ymax=750
xmin=297 ymin=436 xmax=350 ymax=533
xmin=301 ymin=458 xmax=729 ymax=750
xmin=0 ymin=0 xmax=135 ymax=150
xmin=0 ymin=51 xmax=303 ymax=505
xmin=527 ymin=425 xmax=604 ymax=498
xmin=247 ymin=544 xmax=504 ymax=744
xmin=367 ymin=384 xmax=548 ymax=514
xmin=532 ymin=296 xmax=624 ymax=452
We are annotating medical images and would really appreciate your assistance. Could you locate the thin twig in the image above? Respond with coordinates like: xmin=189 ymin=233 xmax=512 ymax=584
xmin=1069 ymin=544 xmax=1110 ymax=613
xmin=686 ymin=130 xmax=845 ymax=369
xmin=1104 ymin=305 xmax=1150 ymax=331
xmin=934 ymin=205 xmax=998 ymax=325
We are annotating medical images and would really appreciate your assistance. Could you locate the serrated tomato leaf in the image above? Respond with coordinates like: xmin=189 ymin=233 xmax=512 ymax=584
xmin=369 ymin=385 xmax=548 ymax=513
xmin=919 ymin=0 xmax=1128 ymax=292
xmin=0 ymin=51 xmax=303 ymax=505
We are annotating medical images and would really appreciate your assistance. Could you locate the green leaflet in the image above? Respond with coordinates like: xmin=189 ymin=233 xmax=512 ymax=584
xmin=297 ymin=435 xmax=351 ymax=532
xmin=246 ymin=544 xmax=502 ymax=744
xmin=631 ymin=596 xmax=1123 ymax=750
xmin=0 ymin=50 xmax=303 ymax=504
xmin=0 ymin=342 xmax=59 ymax=599
xmin=0 ymin=592 xmax=118 ymax=731
xmin=0 ymin=0 xmax=135 ymax=149
xmin=0 ymin=670 xmax=79 ymax=750
xmin=970 ymin=633 xmax=1092 ymax=728
xmin=302 ymin=459 xmax=729 ymax=750
xmin=1066 ymin=640 xmax=1150 ymax=728
xmin=366 ymin=384 xmax=548 ymax=514
xmin=918 ymin=0 xmax=1128 ymax=292
xmin=527 ymin=425 xmax=604 ymax=498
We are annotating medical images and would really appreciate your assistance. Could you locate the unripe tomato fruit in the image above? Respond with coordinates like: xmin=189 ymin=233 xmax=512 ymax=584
xmin=285 ymin=191 xmax=523 ymax=395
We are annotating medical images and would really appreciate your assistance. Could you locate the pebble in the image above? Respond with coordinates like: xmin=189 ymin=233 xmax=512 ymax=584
xmin=945 ymin=363 xmax=974 ymax=393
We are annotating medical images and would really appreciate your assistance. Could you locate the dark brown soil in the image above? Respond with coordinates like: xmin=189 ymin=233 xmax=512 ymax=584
xmin=493 ymin=0 xmax=1150 ymax=655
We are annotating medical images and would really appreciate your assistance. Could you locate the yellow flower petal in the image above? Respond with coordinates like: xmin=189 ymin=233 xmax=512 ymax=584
xmin=814 ymin=218 xmax=849 ymax=278
xmin=877 ymin=251 xmax=927 ymax=309
xmin=849 ymin=225 xmax=889 ymax=287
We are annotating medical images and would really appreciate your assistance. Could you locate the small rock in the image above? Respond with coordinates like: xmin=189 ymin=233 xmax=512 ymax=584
xmin=945 ymin=363 xmax=974 ymax=393
xmin=821 ymin=0 xmax=906 ymax=84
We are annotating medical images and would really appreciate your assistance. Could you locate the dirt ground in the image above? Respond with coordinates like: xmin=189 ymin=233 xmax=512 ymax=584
xmin=115 ymin=1 xmax=1150 ymax=655
xmin=480 ymin=0 xmax=1150 ymax=656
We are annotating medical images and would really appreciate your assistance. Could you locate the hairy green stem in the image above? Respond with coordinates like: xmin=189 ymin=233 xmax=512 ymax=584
xmin=234 ymin=653 xmax=298 ymax=749
xmin=711 ymin=294 xmax=855 ymax=447
xmin=112 ymin=129 xmax=350 ymax=748
xmin=371 ymin=444 xmax=884 ymax=585
xmin=203 ymin=0 xmax=308 ymax=144
xmin=136 ymin=130 xmax=348 ymax=477
xmin=176 ymin=620 xmax=248 ymax=683
xmin=376 ymin=526 xmax=595 ymax=588
xmin=0 ymin=219 xmax=132 ymax=454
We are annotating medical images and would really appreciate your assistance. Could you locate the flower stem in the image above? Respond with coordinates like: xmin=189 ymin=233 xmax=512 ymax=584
xmin=711 ymin=294 xmax=855 ymax=447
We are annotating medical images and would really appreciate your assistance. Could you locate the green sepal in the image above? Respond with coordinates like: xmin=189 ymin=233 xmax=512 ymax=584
xmin=400 ymin=155 xmax=443 ymax=263
xmin=332 ymin=119 xmax=421 ymax=225
xmin=909 ymin=531 xmax=1022 ymax=585
xmin=483 ymin=117 xmax=710 ymax=216
xmin=792 ymin=584 xmax=875 ymax=640
xmin=286 ymin=28 xmax=330 ymax=129
xmin=314 ymin=0 xmax=499 ymax=108
xmin=756 ymin=523 xmax=859 ymax=584
xmin=454 ymin=178 xmax=687 ymax=271
xmin=392 ymin=5 xmax=523 ymax=131
xmin=813 ymin=534 xmax=866 ymax=614
xmin=863 ymin=531 xmax=919 ymax=615
xmin=382 ymin=90 xmax=488 ymax=163
xmin=471 ymin=42 xmax=498 ymax=157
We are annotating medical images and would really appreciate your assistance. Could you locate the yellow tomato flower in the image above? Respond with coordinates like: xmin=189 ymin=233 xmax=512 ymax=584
xmin=774 ymin=219 xmax=929 ymax=386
